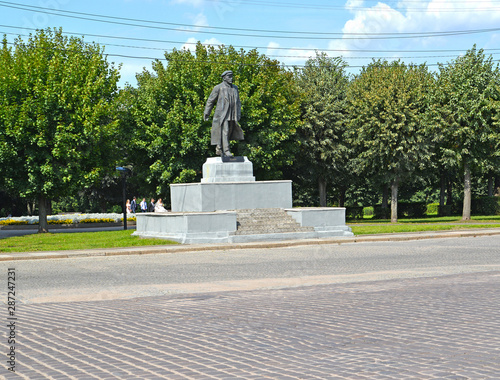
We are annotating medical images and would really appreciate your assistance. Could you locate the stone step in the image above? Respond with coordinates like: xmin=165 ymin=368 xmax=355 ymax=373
xmin=233 ymin=208 xmax=315 ymax=236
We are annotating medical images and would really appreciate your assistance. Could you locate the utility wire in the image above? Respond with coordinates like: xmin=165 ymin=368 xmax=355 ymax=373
xmin=189 ymin=0 xmax=500 ymax=12
xmin=2 ymin=1 xmax=500 ymax=40
xmin=1 ymin=0 xmax=499 ymax=36
xmin=5 ymin=30 xmax=500 ymax=62
xmin=4 ymin=39 xmax=500 ymax=70
xmin=3 ymin=24 xmax=500 ymax=55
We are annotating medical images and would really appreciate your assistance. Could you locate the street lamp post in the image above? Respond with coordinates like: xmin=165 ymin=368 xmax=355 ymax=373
xmin=116 ymin=166 xmax=132 ymax=230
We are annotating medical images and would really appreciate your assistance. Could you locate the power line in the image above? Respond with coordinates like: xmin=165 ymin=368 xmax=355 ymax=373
xmin=2 ymin=1 xmax=500 ymax=40
xmin=3 ymin=24 xmax=500 ymax=56
xmin=6 ymin=31 xmax=493 ymax=61
xmin=199 ymin=0 xmax=500 ymax=12
xmin=4 ymin=38 xmax=500 ymax=70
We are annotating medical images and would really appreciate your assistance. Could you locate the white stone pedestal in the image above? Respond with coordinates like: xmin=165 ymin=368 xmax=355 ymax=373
xmin=135 ymin=211 xmax=237 ymax=244
xmin=202 ymin=157 xmax=255 ymax=183
xmin=134 ymin=156 xmax=353 ymax=243
xmin=171 ymin=156 xmax=292 ymax=212
xmin=170 ymin=180 xmax=292 ymax=212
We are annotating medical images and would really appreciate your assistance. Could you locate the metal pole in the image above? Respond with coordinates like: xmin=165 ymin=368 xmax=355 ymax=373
xmin=122 ymin=175 xmax=127 ymax=230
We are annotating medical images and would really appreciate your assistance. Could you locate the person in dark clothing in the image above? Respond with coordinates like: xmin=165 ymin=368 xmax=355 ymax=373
xmin=130 ymin=196 xmax=137 ymax=213
xmin=148 ymin=198 xmax=155 ymax=212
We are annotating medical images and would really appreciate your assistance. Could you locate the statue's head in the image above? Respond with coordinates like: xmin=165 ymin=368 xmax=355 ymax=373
xmin=221 ymin=70 xmax=233 ymax=84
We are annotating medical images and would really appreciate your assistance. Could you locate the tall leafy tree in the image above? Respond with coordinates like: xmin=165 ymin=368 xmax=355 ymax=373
xmin=294 ymin=52 xmax=350 ymax=207
xmin=0 ymin=29 xmax=120 ymax=231
xmin=346 ymin=60 xmax=434 ymax=222
xmin=127 ymin=43 xmax=301 ymax=200
xmin=432 ymin=46 xmax=500 ymax=220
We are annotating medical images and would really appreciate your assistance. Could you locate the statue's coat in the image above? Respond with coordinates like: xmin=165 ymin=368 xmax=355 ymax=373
xmin=204 ymin=82 xmax=244 ymax=145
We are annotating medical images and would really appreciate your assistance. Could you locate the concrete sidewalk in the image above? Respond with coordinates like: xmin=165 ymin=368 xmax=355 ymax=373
xmin=2 ymin=227 xmax=500 ymax=261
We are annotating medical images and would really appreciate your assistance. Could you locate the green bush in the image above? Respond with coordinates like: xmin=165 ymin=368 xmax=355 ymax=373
xmin=373 ymin=205 xmax=390 ymax=219
xmin=398 ymin=202 xmax=427 ymax=218
xmin=438 ymin=205 xmax=454 ymax=216
xmin=450 ymin=197 xmax=500 ymax=216
xmin=426 ymin=203 xmax=439 ymax=215
xmin=363 ymin=206 xmax=374 ymax=217
xmin=346 ymin=206 xmax=363 ymax=219
xmin=472 ymin=196 xmax=500 ymax=215
xmin=109 ymin=205 xmax=122 ymax=214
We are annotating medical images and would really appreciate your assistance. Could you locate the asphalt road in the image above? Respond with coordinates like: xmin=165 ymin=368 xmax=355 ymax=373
xmin=1 ymin=235 xmax=500 ymax=379
xmin=0 ymin=226 xmax=131 ymax=239
xmin=4 ymin=234 xmax=500 ymax=304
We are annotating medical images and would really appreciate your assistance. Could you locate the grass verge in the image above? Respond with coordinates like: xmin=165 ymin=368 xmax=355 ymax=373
xmin=349 ymin=215 xmax=500 ymax=224
xmin=2 ymin=218 xmax=500 ymax=253
xmin=350 ymin=223 xmax=500 ymax=235
xmin=0 ymin=230 xmax=177 ymax=253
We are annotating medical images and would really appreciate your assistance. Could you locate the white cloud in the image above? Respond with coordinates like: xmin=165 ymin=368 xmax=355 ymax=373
xmin=192 ymin=13 xmax=209 ymax=30
xmin=334 ymin=0 xmax=500 ymax=53
xmin=265 ymin=42 xmax=318 ymax=66
xmin=175 ymin=12 xmax=209 ymax=33
xmin=118 ymin=61 xmax=150 ymax=87
xmin=181 ymin=37 xmax=222 ymax=51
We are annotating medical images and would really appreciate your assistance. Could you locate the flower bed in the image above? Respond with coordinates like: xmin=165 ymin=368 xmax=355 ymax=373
xmin=0 ymin=213 xmax=136 ymax=226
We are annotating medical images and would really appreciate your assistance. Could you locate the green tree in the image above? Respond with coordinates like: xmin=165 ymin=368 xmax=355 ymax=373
xmin=294 ymin=52 xmax=351 ymax=207
xmin=432 ymin=46 xmax=500 ymax=220
xmin=346 ymin=60 xmax=434 ymax=222
xmin=0 ymin=29 xmax=120 ymax=231
xmin=126 ymin=43 xmax=302 ymax=201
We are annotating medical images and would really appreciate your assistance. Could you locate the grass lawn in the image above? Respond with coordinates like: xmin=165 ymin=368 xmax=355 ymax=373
xmin=350 ymin=223 xmax=500 ymax=235
xmin=2 ymin=216 xmax=500 ymax=253
xmin=349 ymin=215 xmax=500 ymax=224
xmin=0 ymin=230 xmax=177 ymax=253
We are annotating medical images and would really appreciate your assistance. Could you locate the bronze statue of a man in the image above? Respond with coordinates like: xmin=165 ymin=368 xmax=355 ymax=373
xmin=204 ymin=70 xmax=244 ymax=157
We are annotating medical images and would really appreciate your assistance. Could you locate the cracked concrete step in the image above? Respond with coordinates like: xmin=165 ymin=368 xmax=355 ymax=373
xmin=234 ymin=208 xmax=315 ymax=236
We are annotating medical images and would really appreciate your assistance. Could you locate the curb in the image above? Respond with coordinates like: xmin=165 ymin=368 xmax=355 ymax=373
xmin=1 ymin=228 xmax=500 ymax=262
xmin=0 ymin=222 xmax=135 ymax=230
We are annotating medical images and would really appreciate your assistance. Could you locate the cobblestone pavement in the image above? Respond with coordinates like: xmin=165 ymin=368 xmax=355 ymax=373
xmin=2 ymin=271 xmax=500 ymax=379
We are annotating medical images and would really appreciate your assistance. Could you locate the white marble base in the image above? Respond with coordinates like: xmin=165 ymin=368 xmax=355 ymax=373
xmin=286 ymin=207 xmax=352 ymax=232
xmin=133 ymin=207 xmax=353 ymax=244
xmin=201 ymin=157 xmax=255 ymax=183
xmin=133 ymin=211 xmax=237 ymax=244
xmin=170 ymin=180 xmax=293 ymax=212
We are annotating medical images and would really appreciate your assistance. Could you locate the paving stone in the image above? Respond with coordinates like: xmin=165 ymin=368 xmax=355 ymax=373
xmin=2 ymin=272 xmax=500 ymax=379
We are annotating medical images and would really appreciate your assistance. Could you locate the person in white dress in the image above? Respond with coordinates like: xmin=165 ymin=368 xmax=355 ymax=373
xmin=154 ymin=198 xmax=167 ymax=212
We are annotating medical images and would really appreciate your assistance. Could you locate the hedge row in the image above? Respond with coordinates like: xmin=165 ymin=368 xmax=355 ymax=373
xmin=346 ymin=196 xmax=500 ymax=219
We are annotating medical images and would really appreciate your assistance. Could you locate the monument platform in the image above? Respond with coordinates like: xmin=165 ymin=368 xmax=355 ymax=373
xmin=134 ymin=156 xmax=353 ymax=244
xmin=171 ymin=180 xmax=292 ymax=212
xmin=201 ymin=156 xmax=255 ymax=182
xmin=171 ymin=156 xmax=292 ymax=212
xmin=135 ymin=208 xmax=353 ymax=244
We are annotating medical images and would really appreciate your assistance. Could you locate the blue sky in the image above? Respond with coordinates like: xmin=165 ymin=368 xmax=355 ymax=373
xmin=2 ymin=0 xmax=500 ymax=87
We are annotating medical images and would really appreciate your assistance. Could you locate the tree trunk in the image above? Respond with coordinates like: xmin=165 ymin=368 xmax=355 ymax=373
xmin=318 ymin=176 xmax=327 ymax=207
xmin=462 ymin=163 xmax=472 ymax=221
xmin=27 ymin=201 xmax=35 ymax=216
xmin=495 ymin=176 xmax=500 ymax=196
xmin=38 ymin=195 xmax=49 ymax=233
xmin=487 ymin=175 xmax=494 ymax=197
xmin=381 ymin=185 xmax=389 ymax=209
xmin=446 ymin=177 xmax=453 ymax=205
xmin=338 ymin=187 xmax=346 ymax=208
xmin=439 ymin=173 xmax=446 ymax=208
xmin=391 ymin=179 xmax=399 ymax=223
xmin=100 ymin=196 xmax=107 ymax=213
